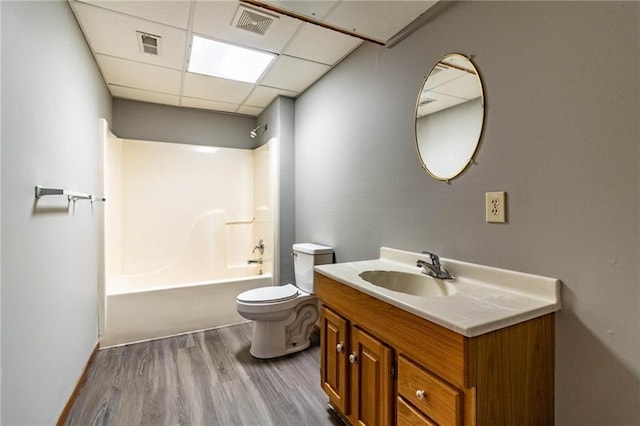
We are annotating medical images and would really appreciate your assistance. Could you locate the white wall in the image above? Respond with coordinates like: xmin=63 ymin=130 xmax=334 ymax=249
xmin=1 ymin=1 xmax=112 ymax=424
xmin=295 ymin=2 xmax=639 ymax=424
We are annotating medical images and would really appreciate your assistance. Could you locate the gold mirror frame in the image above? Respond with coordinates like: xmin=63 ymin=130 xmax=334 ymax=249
xmin=415 ymin=54 xmax=485 ymax=182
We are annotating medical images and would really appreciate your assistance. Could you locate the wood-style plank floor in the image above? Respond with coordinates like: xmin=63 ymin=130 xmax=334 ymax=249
xmin=65 ymin=322 xmax=343 ymax=426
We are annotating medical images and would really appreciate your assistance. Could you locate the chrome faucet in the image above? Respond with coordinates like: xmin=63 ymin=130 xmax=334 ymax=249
xmin=248 ymin=258 xmax=263 ymax=265
xmin=252 ymin=239 xmax=265 ymax=255
xmin=416 ymin=251 xmax=453 ymax=280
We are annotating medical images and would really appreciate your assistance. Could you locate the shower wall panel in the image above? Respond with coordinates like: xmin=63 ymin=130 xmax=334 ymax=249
xmin=109 ymin=139 xmax=254 ymax=278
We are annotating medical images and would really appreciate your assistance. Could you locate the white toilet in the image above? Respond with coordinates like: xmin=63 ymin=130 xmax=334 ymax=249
xmin=236 ymin=243 xmax=334 ymax=359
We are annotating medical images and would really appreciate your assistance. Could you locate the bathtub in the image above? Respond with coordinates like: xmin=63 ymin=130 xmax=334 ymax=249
xmin=103 ymin=268 xmax=271 ymax=347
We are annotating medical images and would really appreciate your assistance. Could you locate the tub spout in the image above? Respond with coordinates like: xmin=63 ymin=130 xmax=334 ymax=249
xmin=248 ymin=258 xmax=263 ymax=265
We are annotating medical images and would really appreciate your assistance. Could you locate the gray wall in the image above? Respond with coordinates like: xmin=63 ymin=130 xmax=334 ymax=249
xmin=258 ymin=97 xmax=296 ymax=284
xmin=295 ymin=2 xmax=639 ymax=424
xmin=1 ymin=1 xmax=112 ymax=424
xmin=417 ymin=97 xmax=483 ymax=177
xmin=113 ymin=99 xmax=257 ymax=149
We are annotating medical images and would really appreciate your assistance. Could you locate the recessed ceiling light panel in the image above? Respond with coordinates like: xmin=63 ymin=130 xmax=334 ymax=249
xmin=188 ymin=35 xmax=276 ymax=84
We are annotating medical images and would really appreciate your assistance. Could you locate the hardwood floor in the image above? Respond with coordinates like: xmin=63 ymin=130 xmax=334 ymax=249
xmin=65 ymin=322 xmax=343 ymax=426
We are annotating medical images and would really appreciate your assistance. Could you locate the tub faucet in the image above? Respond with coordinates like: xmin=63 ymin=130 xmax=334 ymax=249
xmin=248 ymin=258 xmax=263 ymax=265
xmin=252 ymin=239 xmax=265 ymax=255
xmin=417 ymin=251 xmax=453 ymax=280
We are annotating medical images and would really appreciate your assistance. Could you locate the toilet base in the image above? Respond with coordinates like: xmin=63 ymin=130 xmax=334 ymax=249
xmin=249 ymin=331 xmax=311 ymax=359
xmin=248 ymin=300 xmax=318 ymax=359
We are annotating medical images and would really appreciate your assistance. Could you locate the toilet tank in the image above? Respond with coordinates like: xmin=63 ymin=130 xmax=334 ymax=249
xmin=293 ymin=243 xmax=334 ymax=293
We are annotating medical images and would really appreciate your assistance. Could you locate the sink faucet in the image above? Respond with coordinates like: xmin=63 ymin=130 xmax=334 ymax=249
xmin=417 ymin=251 xmax=453 ymax=280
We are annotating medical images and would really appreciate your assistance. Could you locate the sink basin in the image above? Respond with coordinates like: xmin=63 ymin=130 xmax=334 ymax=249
xmin=359 ymin=270 xmax=455 ymax=298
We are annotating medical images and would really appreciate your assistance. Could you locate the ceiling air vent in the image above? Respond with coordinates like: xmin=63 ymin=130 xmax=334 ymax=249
xmin=419 ymin=97 xmax=438 ymax=107
xmin=137 ymin=31 xmax=161 ymax=55
xmin=232 ymin=5 xmax=277 ymax=36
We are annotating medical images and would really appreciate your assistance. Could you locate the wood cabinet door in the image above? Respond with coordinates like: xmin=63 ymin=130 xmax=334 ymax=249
xmin=350 ymin=326 xmax=393 ymax=426
xmin=321 ymin=307 xmax=350 ymax=415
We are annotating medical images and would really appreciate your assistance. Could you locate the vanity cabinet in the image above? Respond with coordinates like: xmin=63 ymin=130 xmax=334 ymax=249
xmin=321 ymin=306 xmax=393 ymax=425
xmin=316 ymin=272 xmax=555 ymax=426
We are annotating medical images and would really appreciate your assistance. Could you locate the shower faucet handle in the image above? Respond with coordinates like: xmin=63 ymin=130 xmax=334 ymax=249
xmin=252 ymin=239 xmax=265 ymax=255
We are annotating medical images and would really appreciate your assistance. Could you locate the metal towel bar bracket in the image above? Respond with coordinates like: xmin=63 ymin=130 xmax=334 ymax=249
xmin=35 ymin=186 xmax=106 ymax=203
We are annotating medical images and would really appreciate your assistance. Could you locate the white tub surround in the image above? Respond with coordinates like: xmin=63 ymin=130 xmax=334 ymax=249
xmin=314 ymin=247 xmax=561 ymax=337
xmin=102 ymin=137 xmax=278 ymax=347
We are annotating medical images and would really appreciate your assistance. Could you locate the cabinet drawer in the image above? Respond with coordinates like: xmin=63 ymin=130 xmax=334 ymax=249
xmin=398 ymin=355 xmax=462 ymax=426
xmin=398 ymin=397 xmax=437 ymax=426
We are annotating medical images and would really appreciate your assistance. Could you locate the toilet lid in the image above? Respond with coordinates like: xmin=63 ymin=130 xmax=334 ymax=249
xmin=237 ymin=284 xmax=299 ymax=303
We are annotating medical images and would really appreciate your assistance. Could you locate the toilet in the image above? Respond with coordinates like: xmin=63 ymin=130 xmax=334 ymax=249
xmin=236 ymin=243 xmax=334 ymax=359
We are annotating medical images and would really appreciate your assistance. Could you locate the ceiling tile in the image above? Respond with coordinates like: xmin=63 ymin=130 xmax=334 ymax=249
xmin=433 ymin=74 xmax=482 ymax=100
xmin=72 ymin=0 xmax=434 ymax=116
xmin=74 ymin=0 xmax=191 ymax=29
xmin=182 ymin=72 xmax=254 ymax=104
xmin=262 ymin=1 xmax=339 ymax=20
xmin=243 ymin=86 xmax=297 ymax=108
xmin=96 ymin=54 xmax=182 ymax=94
xmin=418 ymin=91 xmax=466 ymax=116
xmin=109 ymin=85 xmax=180 ymax=106
xmin=284 ymin=22 xmax=362 ymax=65
xmin=260 ymin=55 xmax=330 ymax=92
xmin=324 ymin=1 xmax=438 ymax=43
xmin=425 ymin=67 xmax=466 ymax=90
xmin=236 ymin=105 xmax=264 ymax=116
xmin=181 ymin=97 xmax=240 ymax=113
xmin=72 ymin=2 xmax=186 ymax=70
xmin=192 ymin=2 xmax=302 ymax=54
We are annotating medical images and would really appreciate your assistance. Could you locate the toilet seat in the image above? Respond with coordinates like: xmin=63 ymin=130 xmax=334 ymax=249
xmin=237 ymin=284 xmax=299 ymax=304
xmin=236 ymin=284 xmax=314 ymax=316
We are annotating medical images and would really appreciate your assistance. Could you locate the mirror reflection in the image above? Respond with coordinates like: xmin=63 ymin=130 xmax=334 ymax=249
xmin=415 ymin=54 xmax=484 ymax=181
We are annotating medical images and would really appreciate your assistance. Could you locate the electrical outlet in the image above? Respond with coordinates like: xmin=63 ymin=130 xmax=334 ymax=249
xmin=486 ymin=192 xmax=506 ymax=223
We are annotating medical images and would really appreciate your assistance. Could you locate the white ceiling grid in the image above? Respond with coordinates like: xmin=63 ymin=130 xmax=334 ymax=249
xmin=70 ymin=0 xmax=436 ymax=116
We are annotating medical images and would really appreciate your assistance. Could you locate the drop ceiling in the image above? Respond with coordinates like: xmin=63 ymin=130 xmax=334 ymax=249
xmin=417 ymin=55 xmax=483 ymax=117
xmin=70 ymin=0 xmax=438 ymax=117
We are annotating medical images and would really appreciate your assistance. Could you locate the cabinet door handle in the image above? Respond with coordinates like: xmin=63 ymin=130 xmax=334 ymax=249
xmin=336 ymin=343 xmax=345 ymax=353
xmin=349 ymin=353 xmax=358 ymax=364
xmin=416 ymin=389 xmax=426 ymax=400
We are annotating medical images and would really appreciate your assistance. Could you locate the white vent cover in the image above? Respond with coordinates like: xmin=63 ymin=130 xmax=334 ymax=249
xmin=419 ymin=96 xmax=438 ymax=106
xmin=231 ymin=5 xmax=277 ymax=36
xmin=137 ymin=31 xmax=161 ymax=55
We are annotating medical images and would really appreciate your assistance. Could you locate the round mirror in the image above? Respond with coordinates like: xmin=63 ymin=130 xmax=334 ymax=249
xmin=415 ymin=54 xmax=484 ymax=182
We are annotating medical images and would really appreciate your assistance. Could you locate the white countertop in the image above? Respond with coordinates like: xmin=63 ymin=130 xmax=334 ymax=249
xmin=314 ymin=247 xmax=561 ymax=337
